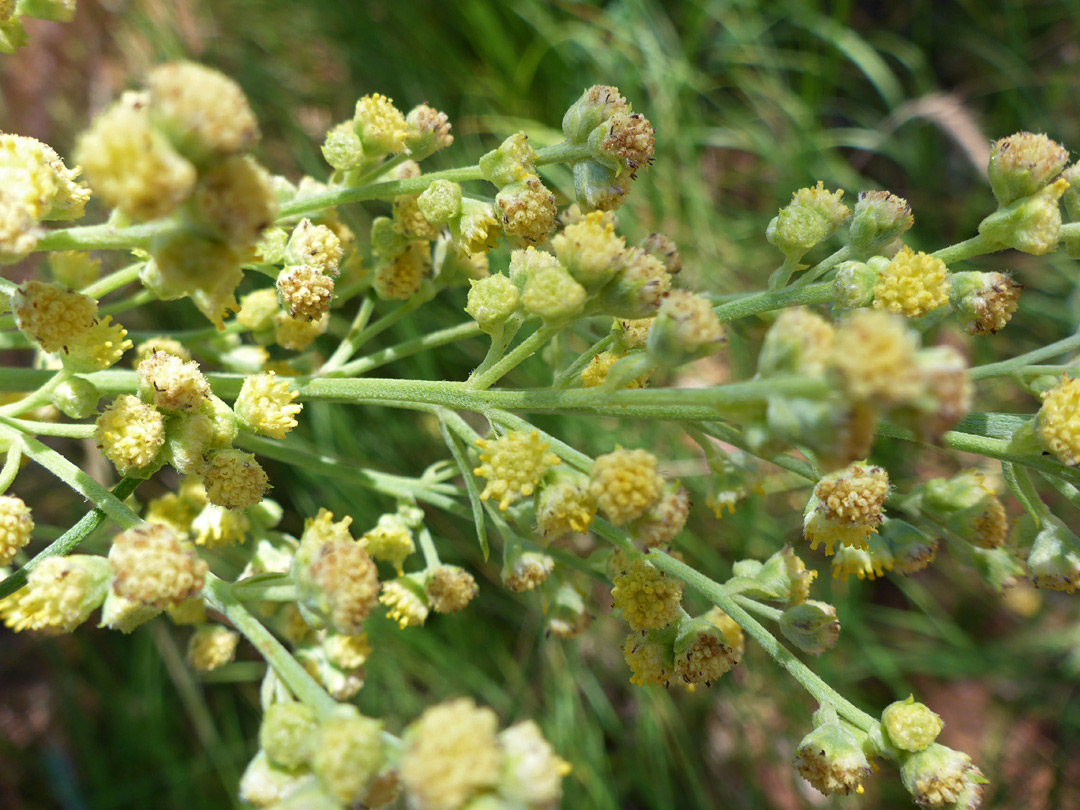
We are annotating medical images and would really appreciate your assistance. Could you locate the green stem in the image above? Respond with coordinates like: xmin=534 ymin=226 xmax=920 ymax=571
xmin=0 ymin=368 xmax=72 ymax=417
xmin=0 ymin=477 xmax=140 ymax=600
xmin=713 ymin=282 xmax=833 ymax=322
xmin=320 ymin=296 xmax=375 ymax=373
xmin=467 ymin=322 xmax=563 ymax=390
xmin=202 ymin=573 xmax=337 ymax=718
xmin=437 ymin=418 xmax=489 ymax=559
xmin=969 ymin=333 xmax=1080 ymax=381
xmin=792 ymin=246 xmax=851 ymax=286
xmin=321 ymin=287 xmax=439 ymax=374
xmin=731 ymin=593 xmax=785 ymax=622
xmin=0 ymin=443 xmax=20 ymax=494
xmin=931 ymin=233 xmax=1002 ymax=264
xmin=0 ymin=415 xmax=97 ymax=439
xmin=230 ymin=575 xmax=299 ymax=603
xmin=467 ymin=315 xmax=524 ymax=385
xmin=1002 ymin=462 xmax=1050 ymax=527
xmin=648 ymin=549 xmax=878 ymax=732
xmin=767 ymin=256 xmax=799 ymax=290
xmin=34 ymin=221 xmax=165 ymax=253
xmin=417 ymin=526 xmax=441 ymax=568
xmin=326 ymin=320 xmax=482 ymax=378
xmin=81 ymin=261 xmax=146 ymax=299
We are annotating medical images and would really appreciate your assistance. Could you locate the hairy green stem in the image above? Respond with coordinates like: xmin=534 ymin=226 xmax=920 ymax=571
xmin=319 ymin=296 xmax=376 ymax=373
xmin=203 ymin=573 xmax=337 ymax=717
xmin=0 ymin=368 xmax=72 ymax=417
xmin=467 ymin=322 xmax=564 ymax=389
xmin=0 ymin=477 xmax=140 ymax=600
xmin=713 ymin=282 xmax=833 ymax=322
xmin=0 ymin=415 xmax=97 ymax=438
xmin=0 ymin=443 xmax=20 ymax=494
xmin=327 ymin=320 xmax=482 ymax=378
xmin=553 ymin=333 xmax=614 ymax=388
xmin=648 ymin=549 xmax=878 ymax=732
xmin=969 ymin=333 xmax=1080 ymax=381
xmin=437 ymin=418 xmax=489 ymax=558
xmin=792 ymin=246 xmax=850 ymax=286
xmin=417 ymin=526 xmax=441 ymax=568
xmin=34 ymin=221 xmax=164 ymax=253
xmin=931 ymin=233 xmax=1002 ymax=264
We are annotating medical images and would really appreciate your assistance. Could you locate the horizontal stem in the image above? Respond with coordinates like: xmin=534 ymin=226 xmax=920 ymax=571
xmin=713 ymin=282 xmax=833 ymax=322
xmin=931 ymin=233 xmax=1002 ymax=264
xmin=34 ymin=222 xmax=165 ymax=253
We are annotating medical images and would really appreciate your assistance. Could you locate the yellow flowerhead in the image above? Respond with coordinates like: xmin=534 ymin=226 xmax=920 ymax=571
xmin=474 ymin=430 xmax=560 ymax=511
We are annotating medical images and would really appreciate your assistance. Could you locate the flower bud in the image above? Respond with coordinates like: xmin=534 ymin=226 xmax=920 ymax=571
xmin=590 ymin=448 xmax=664 ymax=526
xmin=235 ymin=372 xmax=302 ymax=440
xmin=322 ymin=120 xmax=365 ymax=170
xmin=673 ymin=614 xmax=738 ymax=685
xmin=921 ymin=470 xmax=1008 ymax=549
xmin=275 ymin=310 xmax=329 ymax=351
xmin=779 ymin=600 xmax=840 ymax=655
xmin=988 ymin=132 xmax=1069 ymax=206
xmin=353 ymin=93 xmax=408 ymax=157
xmin=794 ymin=715 xmax=872 ymax=795
xmin=495 ymin=174 xmax=558 ymax=246
xmin=572 ymin=158 xmax=630 ymax=211
xmin=646 ymin=290 xmax=726 ymax=366
xmin=562 ymin=85 xmax=629 ymax=144
xmin=597 ymin=246 xmax=671 ymax=319
xmin=294 ymin=643 xmax=363 ymax=701
xmin=138 ymin=350 xmax=211 ymax=413
xmin=729 ymin=546 xmax=816 ymax=604
xmin=360 ymin=512 xmax=416 ymax=575
xmin=1036 ymin=375 xmax=1080 ymax=466
xmin=639 ymin=232 xmax=681 ymax=275
xmin=311 ymin=705 xmax=385 ymax=805
xmin=371 ymin=215 xmax=407 ymax=258
xmin=497 ymin=720 xmax=568 ymax=808
xmin=203 ymin=449 xmax=269 ymax=510
xmin=400 ymin=698 xmax=501 ymax=810
xmin=551 ymin=209 xmax=626 ymax=291
xmin=872 ymin=246 xmax=950 ymax=318
xmin=949 ymin=270 xmax=1022 ymax=335
xmin=888 ymin=346 xmax=972 ymax=442
xmin=95 ymin=394 xmax=166 ymax=477
xmin=450 ymin=198 xmax=501 ymax=256
xmin=52 ymin=376 xmax=101 ymax=419
xmin=382 ymin=575 xmax=432 ymax=628
xmin=757 ymin=307 xmax=834 ymax=377
xmin=611 ymin=557 xmax=682 ymax=631
xmin=1027 ymin=516 xmax=1080 ymax=593
xmin=970 ymin=545 xmax=1026 ymax=593
xmin=535 ymin=470 xmax=597 ymax=542
xmin=0 ymin=554 xmax=110 ymax=633
xmin=109 ymin=523 xmax=207 ymax=608
xmin=99 ymin=590 xmax=162 ymax=634
xmin=373 ymin=240 xmax=430 ymax=300
xmin=424 ymin=564 xmax=477 ymax=614
xmin=260 ymin=702 xmax=318 ymax=771
xmin=882 ymin=519 xmax=939 ymax=575
xmin=48 ymin=251 xmax=100 ymax=289
xmin=830 ymin=309 xmax=923 ymax=406
xmin=882 ymin=696 xmax=944 ymax=752
xmin=623 ymin=628 xmax=676 ymax=687
xmin=238 ymin=289 xmax=281 ymax=335
xmin=631 ymin=482 xmax=690 ymax=549
xmin=405 ymin=103 xmax=453 ymax=160
xmin=501 ymin=549 xmax=554 ymax=593
xmin=416 ymin=179 xmax=462 ymax=227
xmin=148 ymin=62 xmax=259 ymax=165
xmin=187 ymin=623 xmax=240 ymax=672
xmin=978 ymin=178 xmax=1067 ymax=255
xmin=285 ymin=219 xmax=343 ymax=276
xmin=0 ymin=495 xmax=32 ymax=566
xmin=238 ymin=750 xmax=308 ymax=808
xmin=900 ymin=743 xmax=986 ymax=809
xmin=766 ymin=182 xmax=850 ymax=260
xmin=587 ymin=111 xmax=655 ymax=178
xmin=545 ymin=582 xmax=591 ymax=639
xmin=847 ymin=190 xmax=914 ymax=256
xmin=479 ymin=132 xmax=536 ymax=187
xmin=190 ymin=155 xmax=277 ymax=245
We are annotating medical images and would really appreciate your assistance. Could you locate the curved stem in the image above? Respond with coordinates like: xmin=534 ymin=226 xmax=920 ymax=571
xmin=0 ymin=415 xmax=97 ymax=438
xmin=0 ymin=443 xmax=20 ymax=494
xmin=931 ymin=233 xmax=1002 ymax=264
xmin=467 ymin=322 xmax=563 ymax=390
xmin=326 ymin=320 xmax=482 ymax=378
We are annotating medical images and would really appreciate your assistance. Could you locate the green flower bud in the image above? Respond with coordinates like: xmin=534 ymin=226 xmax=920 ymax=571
xmin=238 ymin=750 xmax=311 ymax=808
xmin=779 ymin=600 xmax=840 ymax=655
xmin=969 ymin=545 xmax=1026 ymax=593
xmin=261 ymin=702 xmax=318 ymax=771
xmin=794 ymin=713 xmax=872 ymax=796
xmin=597 ymin=247 xmax=671 ymax=319
xmin=882 ymin=519 xmax=938 ymax=575
xmin=353 ymin=93 xmax=408 ymax=157
xmin=987 ymin=132 xmax=1069 ymax=206
xmin=143 ymin=231 xmax=245 ymax=329
xmin=293 ymin=643 xmax=364 ymax=701
xmin=757 ymin=306 xmax=834 ymax=377
xmin=416 ymin=179 xmax=462 ymax=227
xmin=919 ymin=470 xmax=1007 ymax=550
xmin=99 ymin=590 xmax=162 ymax=634
xmin=404 ymin=103 xmax=453 ymax=161
xmin=1027 ymin=515 xmax=1080 ymax=593
xmin=639 ymin=232 xmax=681 ymax=275
xmin=1062 ymin=162 xmax=1080 ymax=221
xmin=572 ymin=158 xmax=630 ymax=212
xmin=978 ymin=178 xmax=1068 ymax=255
xmin=562 ymin=85 xmax=629 ymax=144
xmin=0 ymin=555 xmax=111 ymax=633
xmin=497 ymin=719 xmax=568 ymax=808
xmin=52 ymin=376 xmax=101 ymax=419
xmin=449 ymin=198 xmax=501 ymax=256
xmin=545 ymin=581 xmax=591 ymax=639
xmin=255 ymin=227 xmax=289 ymax=265
xmin=672 ymin=613 xmax=738 ymax=685
xmin=900 ymin=743 xmax=985 ymax=809
xmin=311 ymin=706 xmax=385 ymax=804
xmin=646 ymin=290 xmax=725 ymax=367
xmin=847 ymin=190 xmax=914 ymax=256
xmin=729 ymin=546 xmax=813 ymax=603
xmin=189 ymin=155 xmax=277 ymax=246
xmin=949 ymin=270 xmax=1022 ymax=335
xmin=466 ymin=274 xmax=519 ymax=334
xmin=520 ymin=258 xmax=586 ymax=323
xmin=370 ymin=216 xmax=407 ymax=258
xmin=479 ymin=132 xmax=536 ymax=187
xmin=321 ymin=120 xmax=365 ymax=171
xmin=832 ymin=259 xmax=881 ymax=309
xmin=882 ymin=696 xmax=944 ymax=752
xmin=766 ymin=182 xmax=851 ymax=260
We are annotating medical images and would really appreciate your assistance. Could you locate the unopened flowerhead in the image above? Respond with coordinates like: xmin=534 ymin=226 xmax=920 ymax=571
xmin=900 ymin=743 xmax=986 ymax=809
xmin=882 ymin=696 xmax=944 ymax=753
xmin=632 ymin=482 xmax=690 ymax=549
xmin=405 ymin=103 xmax=454 ymax=160
xmin=322 ymin=632 xmax=372 ymax=671
xmin=779 ymin=600 xmax=840 ymax=655
xmin=354 ymin=93 xmax=408 ymax=157
xmin=883 ymin=519 xmax=939 ymax=575
xmin=11 ymin=280 xmax=96 ymax=354
xmin=495 ymin=174 xmax=558 ymax=246
xmin=465 ymin=273 xmax=519 ymax=334
xmin=312 ymin=706 xmax=386 ymax=805
xmin=519 ymin=255 xmax=587 ymax=323
xmin=276 ymin=264 xmax=334 ymax=321
xmin=848 ymin=190 xmax=914 ymax=255
xmin=0 ymin=496 xmax=33 ymax=566
xmin=921 ymin=470 xmax=1008 ymax=549
xmin=138 ymin=351 xmax=210 ymax=412
xmin=95 ymin=394 xmax=166 ymax=476
xmin=191 ymin=155 xmax=277 ymax=245
xmin=203 ymin=450 xmax=269 ymax=510
xmin=673 ymin=614 xmax=738 ymax=686
xmin=496 ymin=720 xmax=568 ymax=808
xmin=757 ymin=307 xmax=835 ymax=377
xmin=0 ymin=133 xmax=89 ymax=223
xmin=599 ymin=246 xmax=672 ymax=319
xmin=872 ymin=246 xmax=950 ymax=318
xmin=646 ymin=289 xmax=726 ymax=366
xmin=623 ymin=629 xmax=675 ymax=687
xmin=0 ymin=554 xmax=110 ymax=633
xmin=535 ymin=470 xmax=597 ymax=541
xmin=551 ymin=210 xmax=626 ymax=291
xmin=988 ymin=131 xmax=1070 ymax=206
xmin=949 ymin=270 xmax=1022 ymax=335
xmin=380 ymin=575 xmax=430 ymax=628
xmin=546 ymin=582 xmax=592 ymax=639
xmin=424 ymin=564 xmax=478 ymax=613
xmin=416 ymin=179 xmax=462 ymax=228
xmin=298 ymin=529 xmax=380 ymax=635
xmin=109 ymin=523 xmax=207 ymax=608
xmin=830 ymin=309 xmax=923 ymax=406
xmin=590 ymin=448 xmax=664 ymax=525
xmin=187 ymin=623 xmax=239 ymax=672
xmin=285 ymin=218 xmax=343 ymax=276
xmin=611 ymin=557 xmax=682 ymax=631
xmin=360 ymin=513 xmax=415 ymax=575
xmin=474 ymin=430 xmax=560 ymax=511
xmin=1037 ymin=376 xmax=1080 ymax=466
xmin=450 ymin=198 xmax=501 ymax=257
xmin=147 ymin=61 xmax=259 ymax=164
xmin=401 ymin=698 xmax=502 ymax=810
xmin=374 ymin=240 xmax=429 ymax=300
xmin=64 ymin=316 xmax=132 ymax=373
xmin=978 ymin=177 xmax=1068 ymax=256
xmin=322 ymin=120 xmax=365 ymax=171
xmin=502 ymin=549 xmax=555 ymax=593
xmin=74 ymin=96 xmax=197 ymax=221
xmin=832 ymin=259 xmax=880 ymax=309
xmin=703 ymin=607 xmax=745 ymax=663
xmin=563 ymin=85 xmax=629 ymax=143
xmin=234 ymin=372 xmax=302 ymax=440
xmin=815 ymin=462 xmax=889 ymax=526
xmin=260 ymin=702 xmax=317 ymax=772
xmin=275 ymin=310 xmax=329 ymax=351
xmin=192 ymin=504 xmax=251 ymax=548
xmin=794 ymin=717 xmax=872 ymax=796
xmin=1026 ymin=517 xmax=1080 ymax=593
xmin=766 ymin=182 xmax=851 ymax=260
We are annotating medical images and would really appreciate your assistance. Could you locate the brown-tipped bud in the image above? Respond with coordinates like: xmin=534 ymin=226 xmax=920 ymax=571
xmin=545 ymin=582 xmax=591 ymax=639
xmin=572 ymin=158 xmax=631 ymax=212
xmin=673 ymin=614 xmax=738 ymax=685
xmin=900 ymin=744 xmax=986 ymax=809
xmin=882 ymin=519 xmax=939 ymax=575
xmin=639 ymin=232 xmax=681 ymax=275
xmin=766 ymin=182 xmax=851 ymax=260
xmin=424 ymin=564 xmax=478 ymax=613
xmin=562 ymin=85 xmax=630 ymax=144
xmin=988 ymin=131 xmax=1069 ymax=206
xmin=587 ymin=111 xmax=655 ymax=178
xmin=978 ymin=178 xmax=1068 ymax=255
xmin=949 ymin=270 xmax=1022 ymax=335
xmin=598 ymin=246 xmax=672 ymax=319
xmin=137 ymin=351 xmax=210 ymax=412
xmin=646 ymin=290 xmax=726 ymax=367
xmin=794 ymin=715 xmax=872 ymax=796
xmin=277 ymin=264 xmax=335 ymax=321
xmin=848 ymin=190 xmax=914 ymax=255
xmin=405 ymin=103 xmax=453 ymax=160
xmin=495 ymin=174 xmax=558 ymax=246
xmin=631 ymin=482 xmax=690 ymax=549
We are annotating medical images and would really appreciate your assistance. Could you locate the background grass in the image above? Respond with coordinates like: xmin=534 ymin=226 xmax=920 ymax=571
xmin=2 ymin=1 xmax=1080 ymax=808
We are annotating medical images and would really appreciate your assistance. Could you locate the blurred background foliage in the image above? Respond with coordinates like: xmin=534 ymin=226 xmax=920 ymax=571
xmin=3 ymin=1 xmax=1080 ymax=808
